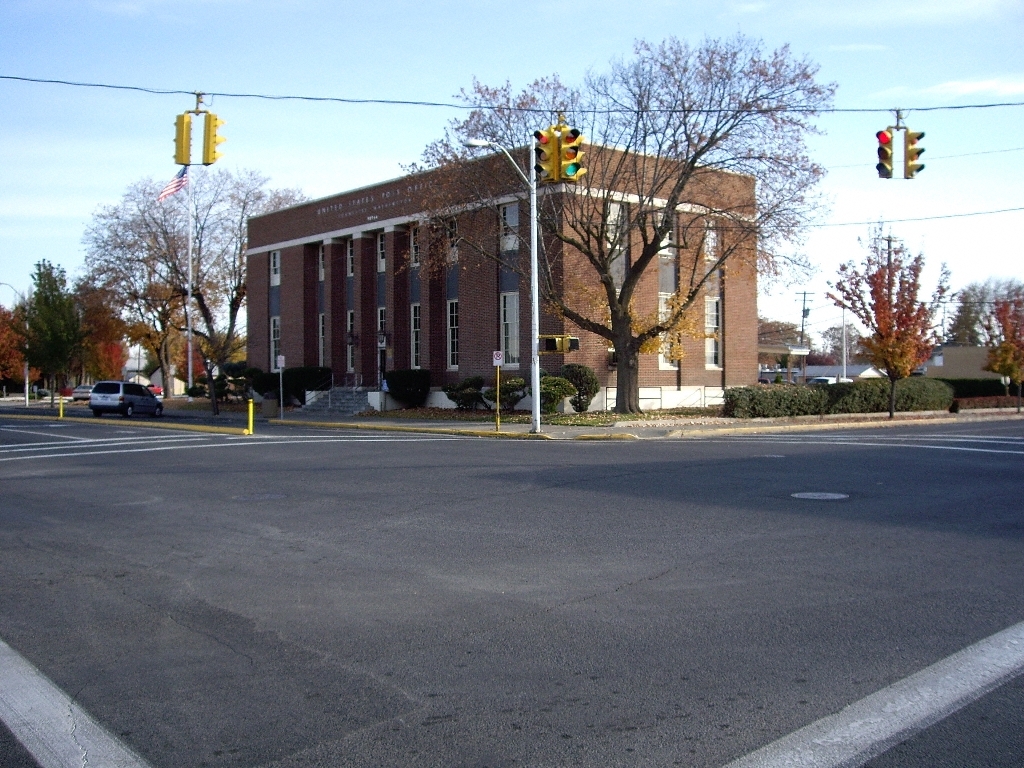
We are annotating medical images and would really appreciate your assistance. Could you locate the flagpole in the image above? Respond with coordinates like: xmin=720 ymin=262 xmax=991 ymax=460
xmin=186 ymin=165 xmax=194 ymax=398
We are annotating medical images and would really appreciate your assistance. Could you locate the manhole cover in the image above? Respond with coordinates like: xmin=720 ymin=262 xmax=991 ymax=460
xmin=791 ymin=492 xmax=849 ymax=500
xmin=232 ymin=493 xmax=287 ymax=501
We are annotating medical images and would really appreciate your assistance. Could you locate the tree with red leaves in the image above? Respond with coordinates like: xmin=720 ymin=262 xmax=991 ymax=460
xmin=828 ymin=230 xmax=949 ymax=417
xmin=983 ymin=297 xmax=1024 ymax=412
xmin=0 ymin=306 xmax=27 ymax=383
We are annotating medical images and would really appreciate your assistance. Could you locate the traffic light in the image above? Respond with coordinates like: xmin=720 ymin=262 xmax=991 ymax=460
xmin=174 ymin=113 xmax=192 ymax=166
xmin=904 ymin=130 xmax=925 ymax=179
xmin=534 ymin=128 xmax=559 ymax=183
xmin=559 ymin=128 xmax=587 ymax=183
xmin=202 ymin=112 xmax=226 ymax=166
xmin=538 ymin=334 xmax=580 ymax=353
xmin=876 ymin=129 xmax=894 ymax=179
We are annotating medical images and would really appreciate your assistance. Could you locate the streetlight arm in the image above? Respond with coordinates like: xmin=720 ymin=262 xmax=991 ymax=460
xmin=462 ymin=140 xmax=530 ymax=187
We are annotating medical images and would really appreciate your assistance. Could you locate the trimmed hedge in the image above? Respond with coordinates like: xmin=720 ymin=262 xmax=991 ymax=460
xmin=725 ymin=378 xmax=954 ymax=418
xmin=536 ymin=376 xmax=577 ymax=414
xmin=249 ymin=366 xmax=331 ymax=405
xmin=483 ymin=377 xmax=528 ymax=412
xmin=951 ymin=395 xmax=1021 ymax=411
xmin=935 ymin=378 xmax=1008 ymax=398
xmin=384 ymin=369 xmax=431 ymax=407
xmin=443 ymin=376 xmax=489 ymax=410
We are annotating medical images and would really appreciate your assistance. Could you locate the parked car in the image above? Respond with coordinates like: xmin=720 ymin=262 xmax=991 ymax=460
xmin=89 ymin=381 xmax=164 ymax=418
xmin=71 ymin=384 xmax=94 ymax=401
xmin=146 ymin=384 xmax=163 ymax=398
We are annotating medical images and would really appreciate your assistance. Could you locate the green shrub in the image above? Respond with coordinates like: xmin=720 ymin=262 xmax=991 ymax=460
xmin=724 ymin=377 xmax=954 ymax=418
xmin=443 ymin=376 xmax=489 ymax=410
xmin=535 ymin=376 xmax=577 ymax=414
xmin=935 ymin=378 xmax=1007 ymax=398
xmin=384 ymin=369 xmax=431 ymax=407
xmin=483 ymin=377 xmax=527 ymax=412
xmin=560 ymin=363 xmax=600 ymax=413
xmin=724 ymin=385 xmax=827 ymax=418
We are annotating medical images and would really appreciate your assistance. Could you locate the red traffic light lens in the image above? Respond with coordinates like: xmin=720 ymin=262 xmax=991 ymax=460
xmin=876 ymin=130 xmax=892 ymax=144
xmin=534 ymin=131 xmax=550 ymax=145
xmin=564 ymin=129 xmax=581 ymax=143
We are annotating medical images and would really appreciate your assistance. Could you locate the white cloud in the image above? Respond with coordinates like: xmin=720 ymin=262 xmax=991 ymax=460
xmin=926 ymin=78 xmax=1024 ymax=97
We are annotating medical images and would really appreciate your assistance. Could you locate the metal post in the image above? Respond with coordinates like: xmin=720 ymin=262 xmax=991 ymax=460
xmin=495 ymin=365 xmax=501 ymax=432
xmin=841 ymin=306 xmax=847 ymax=381
xmin=247 ymin=397 xmax=254 ymax=435
xmin=186 ymin=167 xmax=195 ymax=397
xmin=529 ymin=142 xmax=541 ymax=433
xmin=279 ymin=365 xmax=284 ymax=420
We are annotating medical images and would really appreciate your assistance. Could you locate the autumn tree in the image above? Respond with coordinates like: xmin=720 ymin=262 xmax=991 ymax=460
xmin=828 ymin=231 xmax=949 ymax=417
xmin=0 ymin=306 xmax=27 ymax=384
xmin=946 ymin=279 xmax=1024 ymax=346
xmin=983 ymin=296 xmax=1024 ymax=411
xmin=414 ymin=36 xmax=834 ymax=413
xmin=74 ymin=281 xmax=129 ymax=381
xmin=84 ymin=168 xmax=304 ymax=413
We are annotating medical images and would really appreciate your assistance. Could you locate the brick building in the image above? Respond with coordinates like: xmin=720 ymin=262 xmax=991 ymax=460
xmin=246 ymin=158 xmax=758 ymax=410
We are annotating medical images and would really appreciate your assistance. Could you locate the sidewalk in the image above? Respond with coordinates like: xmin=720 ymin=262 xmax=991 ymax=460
xmin=3 ymin=400 xmax=1021 ymax=440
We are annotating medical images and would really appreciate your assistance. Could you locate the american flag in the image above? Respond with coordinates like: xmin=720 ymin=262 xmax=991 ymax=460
xmin=157 ymin=166 xmax=188 ymax=202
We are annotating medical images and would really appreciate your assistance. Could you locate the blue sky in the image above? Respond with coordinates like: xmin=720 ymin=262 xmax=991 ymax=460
xmin=2 ymin=0 xmax=1023 ymax=344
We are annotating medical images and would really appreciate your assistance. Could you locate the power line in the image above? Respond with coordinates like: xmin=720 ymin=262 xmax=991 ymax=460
xmin=830 ymin=146 xmax=1024 ymax=169
xmin=4 ymin=74 xmax=1024 ymax=115
xmin=813 ymin=206 xmax=1024 ymax=227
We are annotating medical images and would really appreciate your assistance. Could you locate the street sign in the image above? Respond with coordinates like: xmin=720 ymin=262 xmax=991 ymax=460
xmin=276 ymin=355 xmax=285 ymax=369
xmin=493 ymin=350 xmax=504 ymax=366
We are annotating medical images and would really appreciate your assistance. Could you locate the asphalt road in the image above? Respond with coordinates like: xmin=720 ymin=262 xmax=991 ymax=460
xmin=0 ymin=417 xmax=1022 ymax=767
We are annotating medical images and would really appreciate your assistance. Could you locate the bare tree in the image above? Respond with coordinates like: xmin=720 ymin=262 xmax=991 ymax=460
xmin=84 ymin=168 xmax=305 ymax=412
xmin=413 ymin=36 xmax=833 ymax=412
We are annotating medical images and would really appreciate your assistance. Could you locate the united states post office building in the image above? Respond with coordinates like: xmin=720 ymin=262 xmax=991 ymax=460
xmin=245 ymin=165 xmax=757 ymax=411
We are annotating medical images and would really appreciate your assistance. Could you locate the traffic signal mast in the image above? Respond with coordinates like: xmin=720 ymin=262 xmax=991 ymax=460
xmin=533 ymin=115 xmax=587 ymax=185
xmin=876 ymin=128 xmax=894 ymax=179
xmin=172 ymin=93 xmax=226 ymax=167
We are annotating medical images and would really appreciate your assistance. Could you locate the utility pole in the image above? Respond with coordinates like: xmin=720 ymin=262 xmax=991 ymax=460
xmin=798 ymin=291 xmax=812 ymax=383
xmin=841 ymin=305 xmax=847 ymax=381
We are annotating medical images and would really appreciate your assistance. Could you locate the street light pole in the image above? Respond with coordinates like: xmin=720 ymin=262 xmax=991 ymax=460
xmin=463 ymin=138 xmax=542 ymax=433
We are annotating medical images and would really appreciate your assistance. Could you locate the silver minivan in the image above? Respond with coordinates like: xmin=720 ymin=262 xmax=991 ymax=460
xmin=89 ymin=381 xmax=164 ymax=418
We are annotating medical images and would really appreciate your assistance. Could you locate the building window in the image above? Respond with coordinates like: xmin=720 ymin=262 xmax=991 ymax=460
xmin=500 ymin=203 xmax=519 ymax=253
xmin=377 ymin=232 xmax=387 ymax=273
xmin=318 ymin=313 xmax=326 ymax=367
xmin=411 ymin=303 xmax=421 ymax=369
xmin=704 ymin=224 xmax=722 ymax=369
xmin=270 ymin=316 xmax=281 ymax=370
xmin=410 ymin=225 xmax=420 ymax=266
xmin=346 ymin=310 xmax=355 ymax=373
xmin=447 ymin=300 xmax=459 ymax=369
xmin=500 ymin=292 xmax=520 ymax=367
xmin=658 ymin=242 xmax=679 ymax=370
xmin=270 ymin=251 xmax=281 ymax=286
xmin=378 ymin=306 xmax=386 ymax=335
xmin=317 ymin=244 xmax=325 ymax=282
xmin=606 ymin=202 xmax=627 ymax=289
xmin=445 ymin=219 xmax=459 ymax=263
xmin=346 ymin=239 xmax=354 ymax=277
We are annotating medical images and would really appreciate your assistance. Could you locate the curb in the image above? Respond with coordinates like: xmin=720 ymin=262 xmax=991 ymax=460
xmin=0 ymin=413 xmax=249 ymax=436
xmin=268 ymin=419 xmax=555 ymax=439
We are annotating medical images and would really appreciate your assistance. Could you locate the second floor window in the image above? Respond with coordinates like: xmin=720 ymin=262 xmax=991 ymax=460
xmin=270 ymin=251 xmax=281 ymax=286
xmin=317 ymin=245 xmax=325 ymax=282
xmin=377 ymin=232 xmax=387 ymax=273
xmin=500 ymin=203 xmax=519 ymax=253
xmin=410 ymin=225 xmax=420 ymax=266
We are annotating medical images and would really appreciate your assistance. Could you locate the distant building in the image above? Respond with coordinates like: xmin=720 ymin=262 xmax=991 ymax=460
xmin=246 ymin=157 xmax=758 ymax=410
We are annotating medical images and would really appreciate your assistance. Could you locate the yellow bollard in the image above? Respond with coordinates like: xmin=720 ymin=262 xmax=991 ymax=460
xmin=246 ymin=397 xmax=254 ymax=435
xmin=495 ymin=366 xmax=501 ymax=432
xmin=58 ymin=393 xmax=64 ymax=419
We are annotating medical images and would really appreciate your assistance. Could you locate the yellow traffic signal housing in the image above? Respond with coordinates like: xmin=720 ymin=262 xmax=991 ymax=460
xmin=539 ymin=334 xmax=581 ymax=353
xmin=202 ymin=112 xmax=226 ymax=166
xmin=876 ymin=129 xmax=893 ymax=179
xmin=904 ymin=130 xmax=925 ymax=179
xmin=534 ymin=128 xmax=560 ymax=183
xmin=559 ymin=128 xmax=587 ymax=183
xmin=174 ymin=113 xmax=192 ymax=166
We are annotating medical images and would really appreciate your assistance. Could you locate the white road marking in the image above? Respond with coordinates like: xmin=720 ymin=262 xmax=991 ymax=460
xmin=722 ymin=620 xmax=1024 ymax=768
xmin=713 ymin=438 xmax=1024 ymax=456
xmin=0 ymin=436 xmax=208 ymax=455
xmin=0 ymin=427 xmax=92 ymax=442
xmin=0 ymin=435 xmax=469 ymax=463
xmin=0 ymin=637 xmax=152 ymax=768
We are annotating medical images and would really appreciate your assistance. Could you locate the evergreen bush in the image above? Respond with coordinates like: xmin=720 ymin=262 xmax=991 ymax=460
xmin=560 ymin=363 xmax=600 ymax=413
xmin=443 ymin=376 xmax=489 ymax=410
xmin=536 ymin=376 xmax=577 ymax=414
xmin=384 ymin=369 xmax=431 ymax=407
xmin=724 ymin=377 xmax=954 ymax=418
xmin=483 ymin=377 xmax=528 ymax=412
